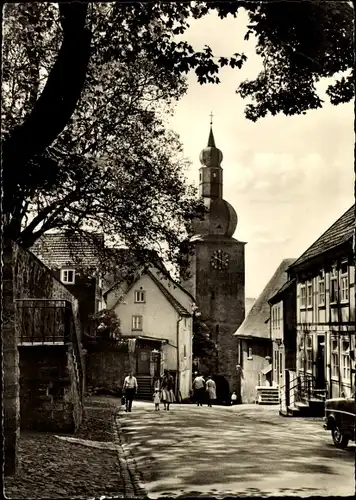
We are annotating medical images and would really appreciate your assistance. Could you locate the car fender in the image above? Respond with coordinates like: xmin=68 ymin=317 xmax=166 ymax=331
xmin=324 ymin=413 xmax=336 ymax=430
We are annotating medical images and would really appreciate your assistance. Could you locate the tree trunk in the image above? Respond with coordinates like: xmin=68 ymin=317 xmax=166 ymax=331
xmin=3 ymin=3 xmax=92 ymax=218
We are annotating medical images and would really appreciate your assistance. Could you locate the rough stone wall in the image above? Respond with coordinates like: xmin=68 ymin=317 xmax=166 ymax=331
xmin=3 ymin=240 xmax=20 ymax=476
xmin=86 ymin=344 xmax=130 ymax=394
xmin=3 ymin=240 xmax=84 ymax=474
xmin=19 ymin=345 xmax=80 ymax=432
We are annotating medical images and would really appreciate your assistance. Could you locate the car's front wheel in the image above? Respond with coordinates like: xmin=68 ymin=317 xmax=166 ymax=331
xmin=332 ymin=425 xmax=349 ymax=448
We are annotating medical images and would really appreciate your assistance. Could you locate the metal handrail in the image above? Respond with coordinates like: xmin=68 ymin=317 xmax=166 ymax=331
xmin=280 ymin=371 xmax=327 ymax=409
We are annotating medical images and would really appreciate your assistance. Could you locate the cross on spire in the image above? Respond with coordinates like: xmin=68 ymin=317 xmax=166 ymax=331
xmin=209 ymin=111 xmax=214 ymax=126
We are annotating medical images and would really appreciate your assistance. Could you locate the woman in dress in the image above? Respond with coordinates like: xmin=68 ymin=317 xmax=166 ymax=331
xmin=161 ymin=370 xmax=175 ymax=410
xmin=206 ymin=376 xmax=217 ymax=407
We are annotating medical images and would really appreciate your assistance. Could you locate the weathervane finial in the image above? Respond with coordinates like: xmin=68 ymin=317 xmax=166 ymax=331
xmin=209 ymin=111 xmax=214 ymax=126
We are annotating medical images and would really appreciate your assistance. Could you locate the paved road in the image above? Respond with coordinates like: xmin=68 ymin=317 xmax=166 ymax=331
xmin=118 ymin=401 xmax=355 ymax=498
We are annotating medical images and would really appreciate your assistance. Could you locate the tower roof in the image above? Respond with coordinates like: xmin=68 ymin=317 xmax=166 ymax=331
xmin=207 ymin=126 xmax=216 ymax=147
xmin=199 ymin=125 xmax=223 ymax=167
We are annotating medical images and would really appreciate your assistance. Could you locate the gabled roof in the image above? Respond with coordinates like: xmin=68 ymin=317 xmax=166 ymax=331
xmin=31 ymin=232 xmax=104 ymax=269
xmin=289 ymin=205 xmax=354 ymax=270
xmin=106 ymin=266 xmax=192 ymax=317
xmin=235 ymin=259 xmax=296 ymax=340
xmin=147 ymin=270 xmax=191 ymax=317
xmin=104 ymin=264 xmax=195 ymax=302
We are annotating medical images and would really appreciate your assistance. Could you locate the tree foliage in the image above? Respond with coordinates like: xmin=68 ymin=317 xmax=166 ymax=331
xmin=2 ymin=3 xmax=205 ymax=271
xmin=2 ymin=1 xmax=353 ymax=271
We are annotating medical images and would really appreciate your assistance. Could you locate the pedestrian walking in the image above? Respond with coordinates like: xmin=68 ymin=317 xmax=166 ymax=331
xmin=153 ymin=388 xmax=161 ymax=411
xmin=161 ymin=370 xmax=175 ymax=410
xmin=206 ymin=376 xmax=216 ymax=407
xmin=192 ymin=373 xmax=206 ymax=406
xmin=123 ymin=371 xmax=138 ymax=412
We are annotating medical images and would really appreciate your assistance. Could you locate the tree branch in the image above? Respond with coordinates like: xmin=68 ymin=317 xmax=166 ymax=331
xmin=3 ymin=3 xmax=92 ymax=174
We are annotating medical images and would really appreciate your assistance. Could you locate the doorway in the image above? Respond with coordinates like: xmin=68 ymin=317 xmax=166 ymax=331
xmin=137 ymin=348 xmax=151 ymax=374
xmin=316 ymin=335 xmax=325 ymax=389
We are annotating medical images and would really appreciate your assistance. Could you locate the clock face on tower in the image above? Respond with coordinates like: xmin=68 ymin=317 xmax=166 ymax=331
xmin=211 ymin=249 xmax=229 ymax=270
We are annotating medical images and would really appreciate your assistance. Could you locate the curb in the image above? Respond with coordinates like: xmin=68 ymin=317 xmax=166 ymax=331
xmin=113 ymin=405 xmax=148 ymax=499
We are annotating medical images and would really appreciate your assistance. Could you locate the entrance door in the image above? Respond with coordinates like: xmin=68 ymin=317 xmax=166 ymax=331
xmin=316 ymin=335 xmax=325 ymax=389
xmin=137 ymin=349 xmax=151 ymax=374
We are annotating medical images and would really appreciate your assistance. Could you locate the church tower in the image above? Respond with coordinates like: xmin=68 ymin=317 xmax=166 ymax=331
xmin=182 ymin=122 xmax=246 ymax=398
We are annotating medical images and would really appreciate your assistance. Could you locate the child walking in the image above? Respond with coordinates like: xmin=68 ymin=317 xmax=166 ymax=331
xmin=153 ymin=388 xmax=161 ymax=411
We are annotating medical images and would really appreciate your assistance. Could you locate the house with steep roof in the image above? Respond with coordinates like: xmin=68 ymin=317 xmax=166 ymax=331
xmin=234 ymin=258 xmax=296 ymax=403
xmin=102 ymin=264 xmax=195 ymax=400
xmin=31 ymin=232 xmax=105 ymax=332
xmin=287 ymin=205 xmax=355 ymax=411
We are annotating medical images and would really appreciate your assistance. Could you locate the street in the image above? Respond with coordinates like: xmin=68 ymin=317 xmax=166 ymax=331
xmin=118 ymin=401 xmax=355 ymax=498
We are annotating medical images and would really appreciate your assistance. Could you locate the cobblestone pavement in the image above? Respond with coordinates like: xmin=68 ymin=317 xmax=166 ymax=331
xmin=117 ymin=401 xmax=355 ymax=498
xmin=5 ymin=396 xmax=144 ymax=499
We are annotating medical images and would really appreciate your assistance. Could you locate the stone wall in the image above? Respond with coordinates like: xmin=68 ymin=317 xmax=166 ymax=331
xmin=3 ymin=240 xmax=20 ymax=476
xmin=19 ymin=345 xmax=81 ymax=432
xmin=3 ymin=240 xmax=84 ymax=474
xmin=86 ymin=342 xmax=130 ymax=394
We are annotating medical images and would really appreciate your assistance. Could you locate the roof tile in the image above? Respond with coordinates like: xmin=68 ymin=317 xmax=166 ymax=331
xmin=290 ymin=205 xmax=354 ymax=268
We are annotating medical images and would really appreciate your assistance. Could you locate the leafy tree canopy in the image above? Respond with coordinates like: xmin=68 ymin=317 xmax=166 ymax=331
xmin=2 ymin=1 xmax=353 ymax=272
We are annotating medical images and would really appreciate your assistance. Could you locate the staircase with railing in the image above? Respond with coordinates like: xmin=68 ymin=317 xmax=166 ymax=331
xmin=280 ymin=370 xmax=327 ymax=417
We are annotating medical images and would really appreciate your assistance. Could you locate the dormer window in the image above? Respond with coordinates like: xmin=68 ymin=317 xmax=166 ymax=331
xmin=134 ymin=290 xmax=146 ymax=303
xmin=60 ymin=269 xmax=75 ymax=284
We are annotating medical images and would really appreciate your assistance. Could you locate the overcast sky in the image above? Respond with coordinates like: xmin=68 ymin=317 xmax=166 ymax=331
xmin=168 ymin=10 xmax=354 ymax=299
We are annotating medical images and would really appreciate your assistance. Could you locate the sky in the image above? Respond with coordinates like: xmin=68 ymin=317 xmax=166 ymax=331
xmin=168 ymin=10 xmax=354 ymax=299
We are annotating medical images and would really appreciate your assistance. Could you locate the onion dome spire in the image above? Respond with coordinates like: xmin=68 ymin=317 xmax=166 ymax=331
xmin=199 ymin=114 xmax=223 ymax=168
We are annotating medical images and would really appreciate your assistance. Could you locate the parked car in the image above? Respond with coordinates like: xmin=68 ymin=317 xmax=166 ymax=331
xmin=324 ymin=394 xmax=355 ymax=448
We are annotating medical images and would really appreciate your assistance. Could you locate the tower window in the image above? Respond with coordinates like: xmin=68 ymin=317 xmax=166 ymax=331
xmin=199 ymin=173 xmax=202 ymax=181
xmin=216 ymin=324 xmax=219 ymax=335
xmin=211 ymin=291 xmax=215 ymax=300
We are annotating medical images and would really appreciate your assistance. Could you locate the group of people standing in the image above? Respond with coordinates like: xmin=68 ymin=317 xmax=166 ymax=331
xmin=192 ymin=373 xmax=217 ymax=407
xmin=122 ymin=370 xmax=219 ymax=413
